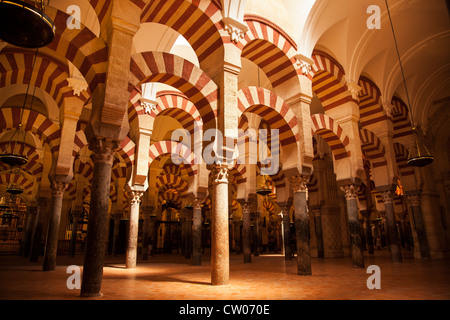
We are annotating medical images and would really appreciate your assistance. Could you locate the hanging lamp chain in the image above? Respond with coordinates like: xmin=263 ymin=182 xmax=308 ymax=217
xmin=385 ymin=0 xmax=415 ymax=128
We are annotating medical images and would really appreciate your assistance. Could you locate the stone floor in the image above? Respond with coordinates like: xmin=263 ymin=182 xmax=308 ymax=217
xmin=0 ymin=249 xmax=449 ymax=301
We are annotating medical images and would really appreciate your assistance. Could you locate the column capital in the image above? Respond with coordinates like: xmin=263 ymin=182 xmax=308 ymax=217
xmin=50 ymin=180 xmax=69 ymax=198
xmin=290 ymin=175 xmax=310 ymax=193
xmin=406 ymin=193 xmax=421 ymax=207
xmin=129 ymin=190 xmax=144 ymax=205
xmin=339 ymin=184 xmax=359 ymax=201
xmin=209 ymin=164 xmax=230 ymax=185
xmin=380 ymin=189 xmax=395 ymax=204
xmin=89 ymin=138 xmax=120 ymax=165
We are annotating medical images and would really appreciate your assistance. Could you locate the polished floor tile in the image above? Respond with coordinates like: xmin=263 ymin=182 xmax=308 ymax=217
xmin=0 ymin=249 xmax=449 ymax=300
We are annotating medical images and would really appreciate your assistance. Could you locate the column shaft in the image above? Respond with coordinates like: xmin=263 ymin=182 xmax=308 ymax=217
xmin=81 ymin=139 xmax=117 ymax=297
xmin=192 ymin=200 xmax=203 ymax=266
xmin=382 ymin=190 xmax=402 ymax=263
xmin=242 ymin=203 xmax=251 ymax=263
xmin=126 ymin=191 xmax=143 ymax=268
xmin=210 ymin=165 xmax=229 ymax=285
xmin=341 ymin=184 xmax=365 ymax=268
xmin=43 ymin=181 xmax=68 ymax=271
xmin=290 ymin=176 xmax=311 ymax=275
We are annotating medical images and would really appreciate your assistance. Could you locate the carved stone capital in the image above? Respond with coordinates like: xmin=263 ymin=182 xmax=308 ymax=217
xmin=129 ymin=190 xmax=144 ymax=205
xmin=340 ymin=184 xmax=359 ymax=201
xmin=380 ymin=190 xmax=394 ymax=204
xmin=51 ymin=180 xmax=69 ymax=198
xmin=89 ymin=138 xmax=120 ymax=165
xmin=210 ymin=164 xmax=229 ymax=185
xmin=290 ymin=175 xmax=310 ymax=193
xmin=407 ymin=194 xmax=421 ymax=207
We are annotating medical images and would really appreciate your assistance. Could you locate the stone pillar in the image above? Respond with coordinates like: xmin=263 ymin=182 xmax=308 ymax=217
xmin=210 ymin=164 xmax=230 ymax=285
xmin=69 ymin=208 xmax=83 ymax=257
xmin=252 ymin=212 xmax=260 ymax=256
xmin=279 ymin=203 xmax=292 ymax=260
xmin=340 ymin=183 xmax=365 ymax=268
xmin=29 ymin=199 xmax=48 ymax=262
xmin=380 ymin=188 xmax=402 ymax=263
xmin=192 ymin=197 xmax=204 ymax=266
xmin=360 ymin=210 xmax=374 ymax=254
xmin=241 ymin=201 xmax=251 ymax=263
xmin=311 ymin=205 xmax=324 ymax=258
xmin=290 ymin=175 xmax=311 ymax=275
xmin=141 ymin=206 xmax=153 ymax=260
xmin=22 ymin=205 xmax=38 ymax=258
xmin=184 ymin=209 xmax=193 ymax=259
xmin=43 ymin=179 xmax=69 ymax=271
xmin=126 ymin=190 xmax=143 ymax=268
xmin=233 ymin=220 xmax=241 ymax=253
xmin=111 ymin=213 xmax=122 ymax=256
xmin=406 ymin=191 xmax=430 ymax=259
xmin=81 ymin=138 xmax=118 ymax=297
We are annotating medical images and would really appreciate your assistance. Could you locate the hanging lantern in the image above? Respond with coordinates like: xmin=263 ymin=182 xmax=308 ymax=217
xmin=0 ymin=124 xmax=29 ymax=167
xmin=407 ymin=128 xmax=434 ymax=167
xmin=0 ymin=0 xmax=55 ymax=48
xmin=6 ymin=183 xmax=24 ymax=195
xmin=256 ymin=175 xmax=271 ymax=196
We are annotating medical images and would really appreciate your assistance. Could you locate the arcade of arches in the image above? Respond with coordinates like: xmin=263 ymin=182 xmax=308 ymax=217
xmin=0 ymin=0 xmax=449 ymax=299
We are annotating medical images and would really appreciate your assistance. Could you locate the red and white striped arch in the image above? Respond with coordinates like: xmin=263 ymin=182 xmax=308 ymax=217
xmin=140 ymin=0 xmax=224 ymax=64
xmin=358 ymin=76 xmax=388 ymax=127
xmin=239 ymin=15 xmax=300 ymax=89
xmin=148 ymin=141 xmax=197 ymax=168
xmin=311 ymin=51 xmax=355 ymax=112
xmin=393 ymin=142 xmax=415 ymax=177
xmin=310 ymin=113 xmax=351 ymax=161
xmin=45 ymin=7 xmax=108 ymax=94
xmin=129 ymin=51 xmax=218 ymax=130
xmin=237 ymin=86 xmax=299 ymax=148
xmin=359 ymin=128 xmax=387 ymax=169
xmin=391 ymin=96 xmax=413 ymax=140
xmin=0 ymin=49 xmax=89 ymax=107
xmin=155 ymin=174 xmax=188 ymax=195
xmin=0 ymin=108 xmax=61 ymax=153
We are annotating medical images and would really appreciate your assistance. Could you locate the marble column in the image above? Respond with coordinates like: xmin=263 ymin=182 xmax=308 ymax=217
xmin=43 ymin=180 xmax=69 ymax=271
xmin=406 ymin=192 xmax=430 ymax=259
xmin=111 ymin=213 xmax=122 ymax=256
xmin=252 ymin=212 xmax=260 ymax=257
xmin=340 ymin=183 xmax=365 ymax=268
xmin=29 ymin=199 xmax=48 ymax=262
xmin=192 ymin=197 xmax=203 ymax=266
xmin=279 ymin=203 xmax=292 ymax=260
xmin=210 ymin=164 xmax=230 ymax=285
xmin=311 ymin=205 xmax=324 ymax=258
xmin=126 ymin=190 xmax=143 ymax=269
xmin=81 ymin=138 xmax=118 ymax=297
xmin=184 ymin=209 xmax=192 ymax=259
xmin=242 ymin=202 xmax=251 ymax=263
xmin=360 ymin=210 xmax=374 ymax=254
xmin=22 ymin=205 xmax=38 ymax=258
xmin=69 ymin=208 xmax=83 ymax=257
xmin=290 ymin=175 xmax=311 ymax=275
xmin=141 ymin=206 xmax=153 ymax=260
xmin=233 ymin=220 xmax=241 ymax=253
xmin=380 ymin=189 xmax=402 ymax=263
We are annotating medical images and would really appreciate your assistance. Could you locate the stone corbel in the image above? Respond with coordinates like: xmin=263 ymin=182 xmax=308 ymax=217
xmin=223 ymin=17 xmax=248 ymax=43
xmin=295 ymin=54 xmax=314 ymax=76
xmin=67 ymin=77 xmax=88 ymax=97
xmin=382 ymin=100 xmax=394 ymax=118
xmin=346 ymin=81 xmax=362 ymax=101
xmin=222 ymin=0 xmax=248 ymax=44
